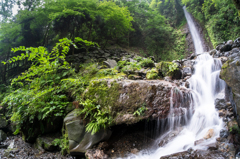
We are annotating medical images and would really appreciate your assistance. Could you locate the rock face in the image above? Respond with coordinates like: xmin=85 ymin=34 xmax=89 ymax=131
xmin=220 ymin=48 xmax=240 ymax=122
xmin=84 ymin=79 xmax=192 ymax=125
xmin=64 ymin=110 xmax=112 ymax=154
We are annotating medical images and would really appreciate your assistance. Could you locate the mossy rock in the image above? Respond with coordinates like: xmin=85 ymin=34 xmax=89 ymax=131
xmin=0 ymin=114 xmax=7 ymax=128
xmin=156 ymin=61 xmax=178 ymax=77
xmin=146 ymin=68 xmax=159 ymax=80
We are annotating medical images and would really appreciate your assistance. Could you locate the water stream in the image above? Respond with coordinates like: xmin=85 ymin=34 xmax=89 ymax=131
xmin=122 ymin=7 xmax=226 ymax=159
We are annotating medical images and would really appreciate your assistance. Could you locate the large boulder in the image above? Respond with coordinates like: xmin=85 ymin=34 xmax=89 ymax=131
xmin=220 ymin=57 xmax=240 ymax=123
xmin=84 ymin=79 xmax=192 ymax=123
xmin=103 ymin=59 xmax=117 ymax=68
xmin=64 ymin=110 xmax=112 ymax=153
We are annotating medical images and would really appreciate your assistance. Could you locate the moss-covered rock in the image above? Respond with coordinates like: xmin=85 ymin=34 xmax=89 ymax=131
xmin=156 ymin=61 xmax=179 ymax=77
xmin=220 ymin=58 xmax=240 ymax=124
xmin=35 ymin=135 xmax=60 ymax=152
xmin=83 ymin=79 xmax=179 ymax=125
xmin=146 ymin=68 xmax=159 ymax=80
xmin=0 ymin=114 xmax=7 ymax=128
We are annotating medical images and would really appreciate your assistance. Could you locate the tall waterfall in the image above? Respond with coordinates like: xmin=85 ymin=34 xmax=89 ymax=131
xmin=122 ymin=7 xmax=226 ymax=159
xmin=183 ymin=6 xmax=204 ymax=54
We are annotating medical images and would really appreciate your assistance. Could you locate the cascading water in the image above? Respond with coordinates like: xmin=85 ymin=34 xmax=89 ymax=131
xmin=183 ymin=6 xmax=204 ymax=54
xmin=121 ymin=7 xmax=226 ymax=159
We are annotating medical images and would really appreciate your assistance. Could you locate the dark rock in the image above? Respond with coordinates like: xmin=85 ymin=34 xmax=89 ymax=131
xmin=35 ymin=135 xmax=59 ymax=152
xmin=214 ymin=98 xmax=226 ymax=110
xmin=219 ymin=42 xmax=232 ymax=52
xmin=0 ymin=130 xmax=7 ymax=142
xmin=232 ymin=37 xmax=240 ymax=48
xmin=21 ymin=116 xmax=63 ymax=143
xmin=0 ymin=114 xmax=7 ymax=128
xmin=220 ymin=129 xmax=229 ymax=138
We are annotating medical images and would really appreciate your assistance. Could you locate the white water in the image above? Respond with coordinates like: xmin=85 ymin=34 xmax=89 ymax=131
xmin=183 ymin=6 xmax=204 ymax=54
xmin=121 ymin=7 xmax=226 ymax=159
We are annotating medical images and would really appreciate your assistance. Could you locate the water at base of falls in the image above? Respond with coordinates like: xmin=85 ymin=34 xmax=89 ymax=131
xmin=119 ymin=7 xmax=226 ymax=159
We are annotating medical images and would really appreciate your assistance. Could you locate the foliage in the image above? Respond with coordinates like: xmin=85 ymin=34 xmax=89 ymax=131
xmin=156 ymin=61 xmax=179 ymax=77
xmin=146 ymin=68 xmax=159 ymax=79
xmin=53 ymin=131 xmax=69 ymax=155
xmin=183 ymin=0 xmax=240 ymax=47
xmin=139 ymin=58 xmax=155 ymax=67
xmin=133 ymin=103 xmax=146 ymax=116
xmin=76 ymin=99 xmax=112 ymax=135
xmin=1 ymin=37 xmax=96 ymax=135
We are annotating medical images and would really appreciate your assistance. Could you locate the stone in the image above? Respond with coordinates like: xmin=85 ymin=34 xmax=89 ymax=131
xmin=64 ymin=110 xmax=112 ymax=153
xmin=0 ymin=130 xmax=7 ymax=142
xmin=220 ymin=56 xmax=240 ymax=124
xmin=131 ymin=148 xmax=139 ymax=154
xmin=85 ymin=149 xmax=108 ymax=159
xmin=209 ymin=49 xmax=217 ymax=56
xmin=203 ymin=129 xmax=214 ymax=139
xmin=232 ymin=47 xmax=240 ymax=53
xmin=232 ymin=37 xmax=240 ymax=48
xmin=194 ymin=139 xmax=204 ymax=146
xmin=0 ymin=114 xmax=7 ymax=128
xmin=220 ymin=129 xmax=229 ymax=138
xmin=182 ymin=67 xmax=192 ymax=77
xmin=103 ymin=59 xmax=117 ymax=68
xmin=35 ymin=136 xmax=59 ymax=152
xmin=207 ymin=142 xmax=218 ymax=150
xmin=215 ymin=98 xmax=227 ymax=110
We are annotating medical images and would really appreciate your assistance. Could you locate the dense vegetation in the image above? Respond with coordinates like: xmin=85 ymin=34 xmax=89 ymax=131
xmin=0 ymin=0 xmax=187 ymax=85
xmin=182 ymin=0 xmax=240 ymax=47
xmin=1 ymin=0 xmax=240 ymax=154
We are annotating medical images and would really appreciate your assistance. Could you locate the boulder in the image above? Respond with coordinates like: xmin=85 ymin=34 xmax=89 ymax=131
xmin=0 ymin=130 xmax=7 ymax=142
xmin=214 ymin=98 xmax=227 ymax=110
xmin=84 ymin=79 xmax=191 ymax=122
xmin=220 ymin=57 xmax=240 ymax=123
xmin=220 ymin=129 xmax=229 ymax=138
xmin=103 ymin=59 xmax=117 ymax=68
xmin=203 ymin=129 xmax=214 ymax=139
xmin=232 ymin=37 xmax=240 ymax=48
xmin=34 ymin=135 xmax=61 ymax=152
xmin=64 ymin=110 xmax=112 ymax=153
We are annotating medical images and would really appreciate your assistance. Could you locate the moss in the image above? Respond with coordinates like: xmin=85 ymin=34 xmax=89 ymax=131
xmin=84 ymin=80 xmax=121 ymax=117
xmin=139 ymin=58 xmax=155 ymax=67
xmin=156 ymin=61 xmax=178 ymax=77
xmin=128 ymin=74 xmax=136 ymax=80
xmin=146 ymin=68 xmax=159 ymax=79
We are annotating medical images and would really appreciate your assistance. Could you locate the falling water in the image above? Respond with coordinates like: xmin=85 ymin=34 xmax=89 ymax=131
xmin=121 ymin=7 xmax=226 ymax=159
xmin=183 ymin=6 xmax=204 ymax=54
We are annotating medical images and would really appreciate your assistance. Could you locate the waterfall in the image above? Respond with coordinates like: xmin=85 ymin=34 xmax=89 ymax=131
xmin=183 ymin=6 xmax=204 ymax=54
xmin=120 ymin=7 xmax=226 ymax=159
